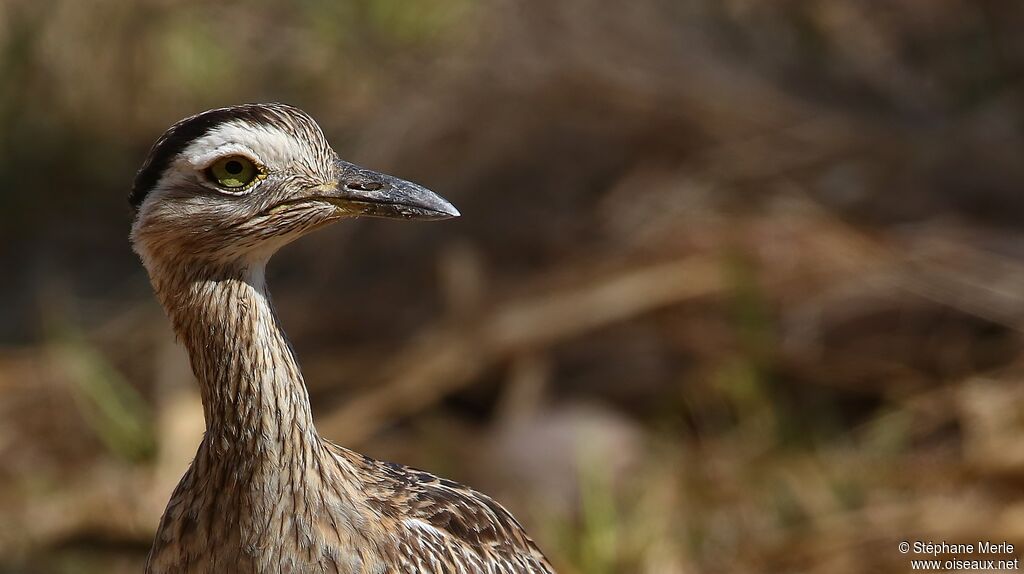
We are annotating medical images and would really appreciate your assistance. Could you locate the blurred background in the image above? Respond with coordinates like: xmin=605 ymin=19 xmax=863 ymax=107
xmin=2 ymin=0 xmax=1024 ymax=572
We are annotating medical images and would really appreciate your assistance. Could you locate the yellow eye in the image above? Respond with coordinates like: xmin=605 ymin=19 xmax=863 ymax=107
xmin=207 ymin=156 xmax=260 ymax=189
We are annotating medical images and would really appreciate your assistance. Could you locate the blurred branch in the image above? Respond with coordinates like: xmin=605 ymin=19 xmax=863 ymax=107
xmin=319 ymin=256 xmax=724 ymax=443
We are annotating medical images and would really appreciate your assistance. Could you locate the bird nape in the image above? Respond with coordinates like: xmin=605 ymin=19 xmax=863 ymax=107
xmin=130 ymin=103 xmax=555 ymax=574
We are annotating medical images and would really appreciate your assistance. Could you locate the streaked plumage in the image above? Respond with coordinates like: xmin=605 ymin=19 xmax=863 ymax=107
xmin=131 ymin=103 xmax=555 ymax=573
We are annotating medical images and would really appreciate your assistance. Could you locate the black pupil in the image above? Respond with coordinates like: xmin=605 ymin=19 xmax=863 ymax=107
xmin=225 ymin=160 xmax=244 ymax=175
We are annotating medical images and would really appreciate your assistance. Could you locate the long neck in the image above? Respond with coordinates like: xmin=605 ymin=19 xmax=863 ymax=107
xmin=152 ymin=259 xmax=319 ymax=461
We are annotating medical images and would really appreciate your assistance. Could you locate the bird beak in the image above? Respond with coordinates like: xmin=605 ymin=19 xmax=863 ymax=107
xmin=325 ymin=159 xmax=460 ymax=220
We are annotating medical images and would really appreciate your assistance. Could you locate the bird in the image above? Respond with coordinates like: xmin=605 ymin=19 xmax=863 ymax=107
xmin=130 ymin=103 xmax=556 ymax=574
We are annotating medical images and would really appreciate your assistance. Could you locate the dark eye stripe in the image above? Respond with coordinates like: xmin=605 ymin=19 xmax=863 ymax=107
xmin=130 ymin=103 xmax=314 ymax=210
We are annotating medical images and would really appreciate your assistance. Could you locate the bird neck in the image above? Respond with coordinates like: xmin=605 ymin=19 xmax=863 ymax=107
xmin=153 ymin=259 xmax=320 ymax=462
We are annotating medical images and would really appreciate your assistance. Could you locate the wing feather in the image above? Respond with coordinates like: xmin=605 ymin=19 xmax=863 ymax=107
xmin=324 ymin=442 xmax=556 ymax=574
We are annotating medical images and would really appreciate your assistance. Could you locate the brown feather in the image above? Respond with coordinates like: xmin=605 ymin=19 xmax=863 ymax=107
xmin=133 ymin=104 xmax=556 ymax=574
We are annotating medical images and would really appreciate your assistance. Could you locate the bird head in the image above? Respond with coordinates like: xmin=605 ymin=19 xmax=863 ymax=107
xmin=129 ymin=103 xmax=458 ymax=269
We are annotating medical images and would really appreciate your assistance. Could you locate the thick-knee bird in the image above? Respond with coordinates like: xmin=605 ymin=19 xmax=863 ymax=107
xmin=130 ymin=103 xmax=555 ymax=574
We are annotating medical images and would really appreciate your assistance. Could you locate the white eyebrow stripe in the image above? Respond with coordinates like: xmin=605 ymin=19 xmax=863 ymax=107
xmin=179 ymin=120 xmax=311 ymax=170
xmin=183 ymin=143 xmax=263 ymax=170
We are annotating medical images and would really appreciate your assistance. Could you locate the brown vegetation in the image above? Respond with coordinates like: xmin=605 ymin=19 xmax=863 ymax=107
xmin=2 ymin=0 xmax=1024 ymax=572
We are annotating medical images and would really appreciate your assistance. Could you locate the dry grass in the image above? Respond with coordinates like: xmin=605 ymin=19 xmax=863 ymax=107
xmin=2 ymin=0 xmax=1024 ymax=572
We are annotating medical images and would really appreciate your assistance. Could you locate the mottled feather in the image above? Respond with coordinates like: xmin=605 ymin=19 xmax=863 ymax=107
xmin=132 ymin=104 xmax=556 ymax=574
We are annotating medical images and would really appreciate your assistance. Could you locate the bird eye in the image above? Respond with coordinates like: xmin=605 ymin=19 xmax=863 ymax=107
xmin=207 ymin=156 xmax=260 ymax=190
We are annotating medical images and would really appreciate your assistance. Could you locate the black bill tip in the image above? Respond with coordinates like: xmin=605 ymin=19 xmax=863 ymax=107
xmin=334 ymin=160 xmax=460 ymax=221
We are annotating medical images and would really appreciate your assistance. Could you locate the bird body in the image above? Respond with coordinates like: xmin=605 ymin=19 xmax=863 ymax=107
xmin=132 ymin=104 xmax=554 ymax=573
